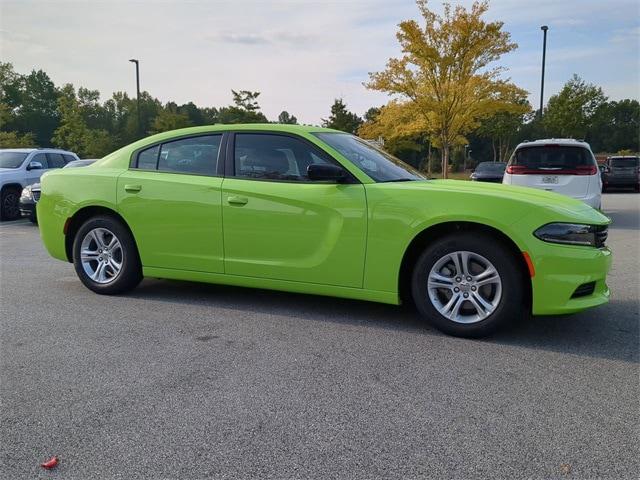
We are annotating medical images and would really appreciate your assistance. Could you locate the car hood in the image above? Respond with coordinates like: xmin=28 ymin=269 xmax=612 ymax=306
xmin=396 ymin=179 xmax=609 ymax=224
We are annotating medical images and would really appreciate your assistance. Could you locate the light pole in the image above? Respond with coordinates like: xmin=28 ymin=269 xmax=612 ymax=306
xmin=539 ymin=26 xmax=548 ymax=117
xmin=129 ymin=59 xmax=141 ymax=136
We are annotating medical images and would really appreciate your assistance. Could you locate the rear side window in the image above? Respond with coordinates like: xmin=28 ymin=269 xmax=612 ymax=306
xmin=47 ymin=153 xmax=66 ymax=169
xmin=511 ymin=146 xmax=594 ymax=170
xmin=610 ymin=157 xmax=638 ymax=168
xmin=136 ymin=145 xmax=160 ymax=170
xmin=158 ymin=135 xmax=221 ymax=176
xmin=234 ymin=133 xmax=334 ymax=182
xmin=63 ymin=154 xmax=76 ymax=164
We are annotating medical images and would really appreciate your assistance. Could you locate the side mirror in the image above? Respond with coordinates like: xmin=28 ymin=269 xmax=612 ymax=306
xmin=307 ymin=164 xmax=347 ymax=182
xmin=27 ymin=161 xmax=43 ymax=171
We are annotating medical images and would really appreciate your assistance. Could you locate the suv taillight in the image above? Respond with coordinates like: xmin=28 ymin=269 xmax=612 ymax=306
xmin=506 ymin=165 xmax=597 ymax=175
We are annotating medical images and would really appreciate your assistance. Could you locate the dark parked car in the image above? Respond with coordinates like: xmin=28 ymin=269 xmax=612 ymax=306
xmin=470 ymin=162 xmax=507 ymax=183
xmin=20 ymin=159 xmax=96 ymax=223
xmin=602 ymin=156 xmax=639 ymax=192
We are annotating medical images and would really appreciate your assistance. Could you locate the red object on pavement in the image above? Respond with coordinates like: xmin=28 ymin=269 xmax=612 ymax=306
xmin=41 ymin=456 xmax=59 ymax=469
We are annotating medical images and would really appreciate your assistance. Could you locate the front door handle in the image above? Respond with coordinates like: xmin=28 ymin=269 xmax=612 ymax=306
xmin=124 ymin=184 xmax=142 ymax=193
xmin=227 ymin=195 xmax=248 ymax=206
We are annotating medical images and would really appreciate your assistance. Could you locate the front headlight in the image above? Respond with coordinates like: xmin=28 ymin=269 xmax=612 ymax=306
xmin=20 ymin=185 xmax=33 ymax=201
xmin=534 ymin=223 xmax=607 ymax=247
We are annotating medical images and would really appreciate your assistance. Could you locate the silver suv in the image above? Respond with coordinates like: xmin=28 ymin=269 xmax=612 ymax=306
xmin=0 ymin=148 xmax=79 ymax=220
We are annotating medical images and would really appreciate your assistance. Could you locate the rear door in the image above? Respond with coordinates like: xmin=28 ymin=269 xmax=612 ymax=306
xmin=610 ymin=157 xmax=638 ymax=181
xmin=506 ymin=145 xmax=597 ymax=197
xmin=117 ymin=133 xmax=226 ymax=273
xmin=221 ymin=132 xmax=367 ymax=287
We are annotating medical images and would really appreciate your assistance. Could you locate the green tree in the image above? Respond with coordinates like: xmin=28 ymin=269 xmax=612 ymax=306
xmin=0 ymin=131 xmax=37 ymax=148
xmin=277 ymin=111 xmax=298 ymax=124
xmin=477 ymin=96 xmax=532 ymax=161
xmin=322 ymin=98 xmax=362 ymax=133
xmin=52 ymin=84 xmax=88 ymax=154
xmin=543 ymin=74 xmax=606 ymax=139
xmin=151 ymin=102 xmax=193 ymax=133
xmin=366 ymin=0 xmax=527 ymax=177
xmin=588 ymin=99 xmax=639 ymax=152
xmin=231 ymin=90 xmax=261 ymax=112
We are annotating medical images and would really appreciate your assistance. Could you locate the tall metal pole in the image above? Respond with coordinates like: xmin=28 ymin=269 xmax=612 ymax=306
xmin=539 ymin=26 xmax=548 ymax=117
xmin=129 ymin=59 xmax=141 ymax=136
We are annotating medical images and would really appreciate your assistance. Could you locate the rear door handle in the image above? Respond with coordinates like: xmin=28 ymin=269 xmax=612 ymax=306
xmin=227 ymin=195 xmax=248 ymax=206
xmin=124 ymin=184 xmax=142 ymax=193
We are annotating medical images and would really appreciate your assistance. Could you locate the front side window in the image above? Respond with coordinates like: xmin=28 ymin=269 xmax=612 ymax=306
xmin=158 ymin=135 xmax=221 ymax=176
xmin=31 ymin=153 xmax=49 ymax=169
xmin=234 ymin=133 xmax=334 ymax=182
xmin=314 ymin=132 xmax=425 ymax=182
xmin=0 ymin=152 xmax=28 ymax=169
xmin=47 ymin=153 xmax=66 ymax=168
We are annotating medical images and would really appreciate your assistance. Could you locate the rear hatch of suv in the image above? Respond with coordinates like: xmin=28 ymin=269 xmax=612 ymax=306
xmin=505 ymin=144 xmax=597 ymax=197
xmin=609 ymin=157 xmax=639 ymax=179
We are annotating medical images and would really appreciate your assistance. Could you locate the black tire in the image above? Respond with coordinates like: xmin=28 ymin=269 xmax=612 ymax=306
xmin=29 ymin=213 xmax=37 ymax=224
xmin=72 ymin=215 xmax=142 ymax=294
xmin=1 ymin=187 xmax=21 ymax=221
xmin=634 ymin=184 xmax=640 ymax=193
xmin=411 ymin=232 xmax=525 ymax=338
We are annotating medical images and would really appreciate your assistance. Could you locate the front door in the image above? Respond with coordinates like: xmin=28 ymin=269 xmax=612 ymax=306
xmin=221 ymin=132 xmax=367 ymax=287
xmin=117 ymin=134 xmax=225 ymax=273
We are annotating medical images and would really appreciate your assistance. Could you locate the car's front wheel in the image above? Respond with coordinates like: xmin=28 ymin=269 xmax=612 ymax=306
xmin=411 ymin=233 xmax=525 ymax=337
xmin=1 ymin=187 xmax=21 ymax=221
xmin=72 ymin=216 xmax=142 ymax=294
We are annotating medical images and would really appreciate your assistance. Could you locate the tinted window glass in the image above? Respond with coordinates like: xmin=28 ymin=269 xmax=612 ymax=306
xmin=610 ymin=157 xmax=638 ymax=168
xmin=511 ymin=146 xmax=594 ymax=170
xmin=63 ymin=154 xmax=76 ymax=164
xmin=158 ymin=135 xmax=221 ymax=176
xmin=0 ymin=152 xmax=28 ymax=168
xmin=47 ymin=153 xmax=66 ymax=168
xmin=234 ymin=134 xmax=334 ymax=181
xmin=314 ymin=133 xmax=425 ymax=182
xmin=476 ymin=162 xmax=506 ymax=172
xmin=31 ymin=153 xmax=49 ymax=169
xmin=137 ymin=145 xmax=160 ymax=170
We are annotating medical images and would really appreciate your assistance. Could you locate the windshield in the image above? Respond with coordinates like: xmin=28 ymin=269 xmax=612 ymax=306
xmin=313 ymin=133 xmax=426 ymax=182
xmin=610 ymin=157 xmax=638 ymax=168
xmin=476 ymin=162 xmax=506 ymax=172
xmin=510 ymin=146 xmax=594 ymax=170
xmin=0 ymin=152 xmax=29 ymax=169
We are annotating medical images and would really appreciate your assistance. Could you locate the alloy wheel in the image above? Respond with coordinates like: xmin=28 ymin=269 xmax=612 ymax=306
xmin=427 ymin=250 xmax=502 ymax=324
xmin=80 ymin=227 xmax=123 ymax=284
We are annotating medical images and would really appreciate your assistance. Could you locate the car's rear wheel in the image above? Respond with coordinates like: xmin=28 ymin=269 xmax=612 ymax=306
xmin=411 ymin=233 xmax=525 ymax=337
xmin=72 ymin=216 xmax=142 ymax=294
xmin=1 ymin=187 xmax=21 ymax=221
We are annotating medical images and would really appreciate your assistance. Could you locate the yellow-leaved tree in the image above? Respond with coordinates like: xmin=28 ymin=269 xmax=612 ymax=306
xmin=365 ymin=0 xmax=528 ymax=177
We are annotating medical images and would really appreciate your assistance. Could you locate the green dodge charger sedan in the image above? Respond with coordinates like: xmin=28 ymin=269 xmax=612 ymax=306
xmin=37 ymin=124 xmax=612 ymax=337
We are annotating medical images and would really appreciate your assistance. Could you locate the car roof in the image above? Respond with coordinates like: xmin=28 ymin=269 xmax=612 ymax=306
xmin=515 ymin=138 xmax=591 ymax=149
xmin=608 ymin=155 xmax=639 ymax=159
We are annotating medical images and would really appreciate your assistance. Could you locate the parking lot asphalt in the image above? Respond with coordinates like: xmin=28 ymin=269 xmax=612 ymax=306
xmin=1 ymin=193 xmax=638 ymax=480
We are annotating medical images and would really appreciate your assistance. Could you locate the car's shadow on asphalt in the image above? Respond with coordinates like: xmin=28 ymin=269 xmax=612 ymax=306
xmin=128 ymin=278 xmax=639 ymax=364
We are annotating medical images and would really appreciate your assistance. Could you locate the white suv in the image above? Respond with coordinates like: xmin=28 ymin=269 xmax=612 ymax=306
xmin=0 ymin=148 xmax=79 ymax=220
xmin=503 ymin=139 xmax=601 ymax=209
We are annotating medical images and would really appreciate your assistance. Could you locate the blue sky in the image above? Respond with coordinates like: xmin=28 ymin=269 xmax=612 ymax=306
xmin=1 ymin=0 xmax=638 ymax=124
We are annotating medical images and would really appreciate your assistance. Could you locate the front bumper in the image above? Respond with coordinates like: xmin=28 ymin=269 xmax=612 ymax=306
xmin=19 ymin=198 xmax=36 ymax=219
xmin=531 ymin=244 xmax=612 ymax=315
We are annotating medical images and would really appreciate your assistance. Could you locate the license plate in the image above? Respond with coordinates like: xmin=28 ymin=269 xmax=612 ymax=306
xmin=542 ymin=176 xmax=559 ymax=184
